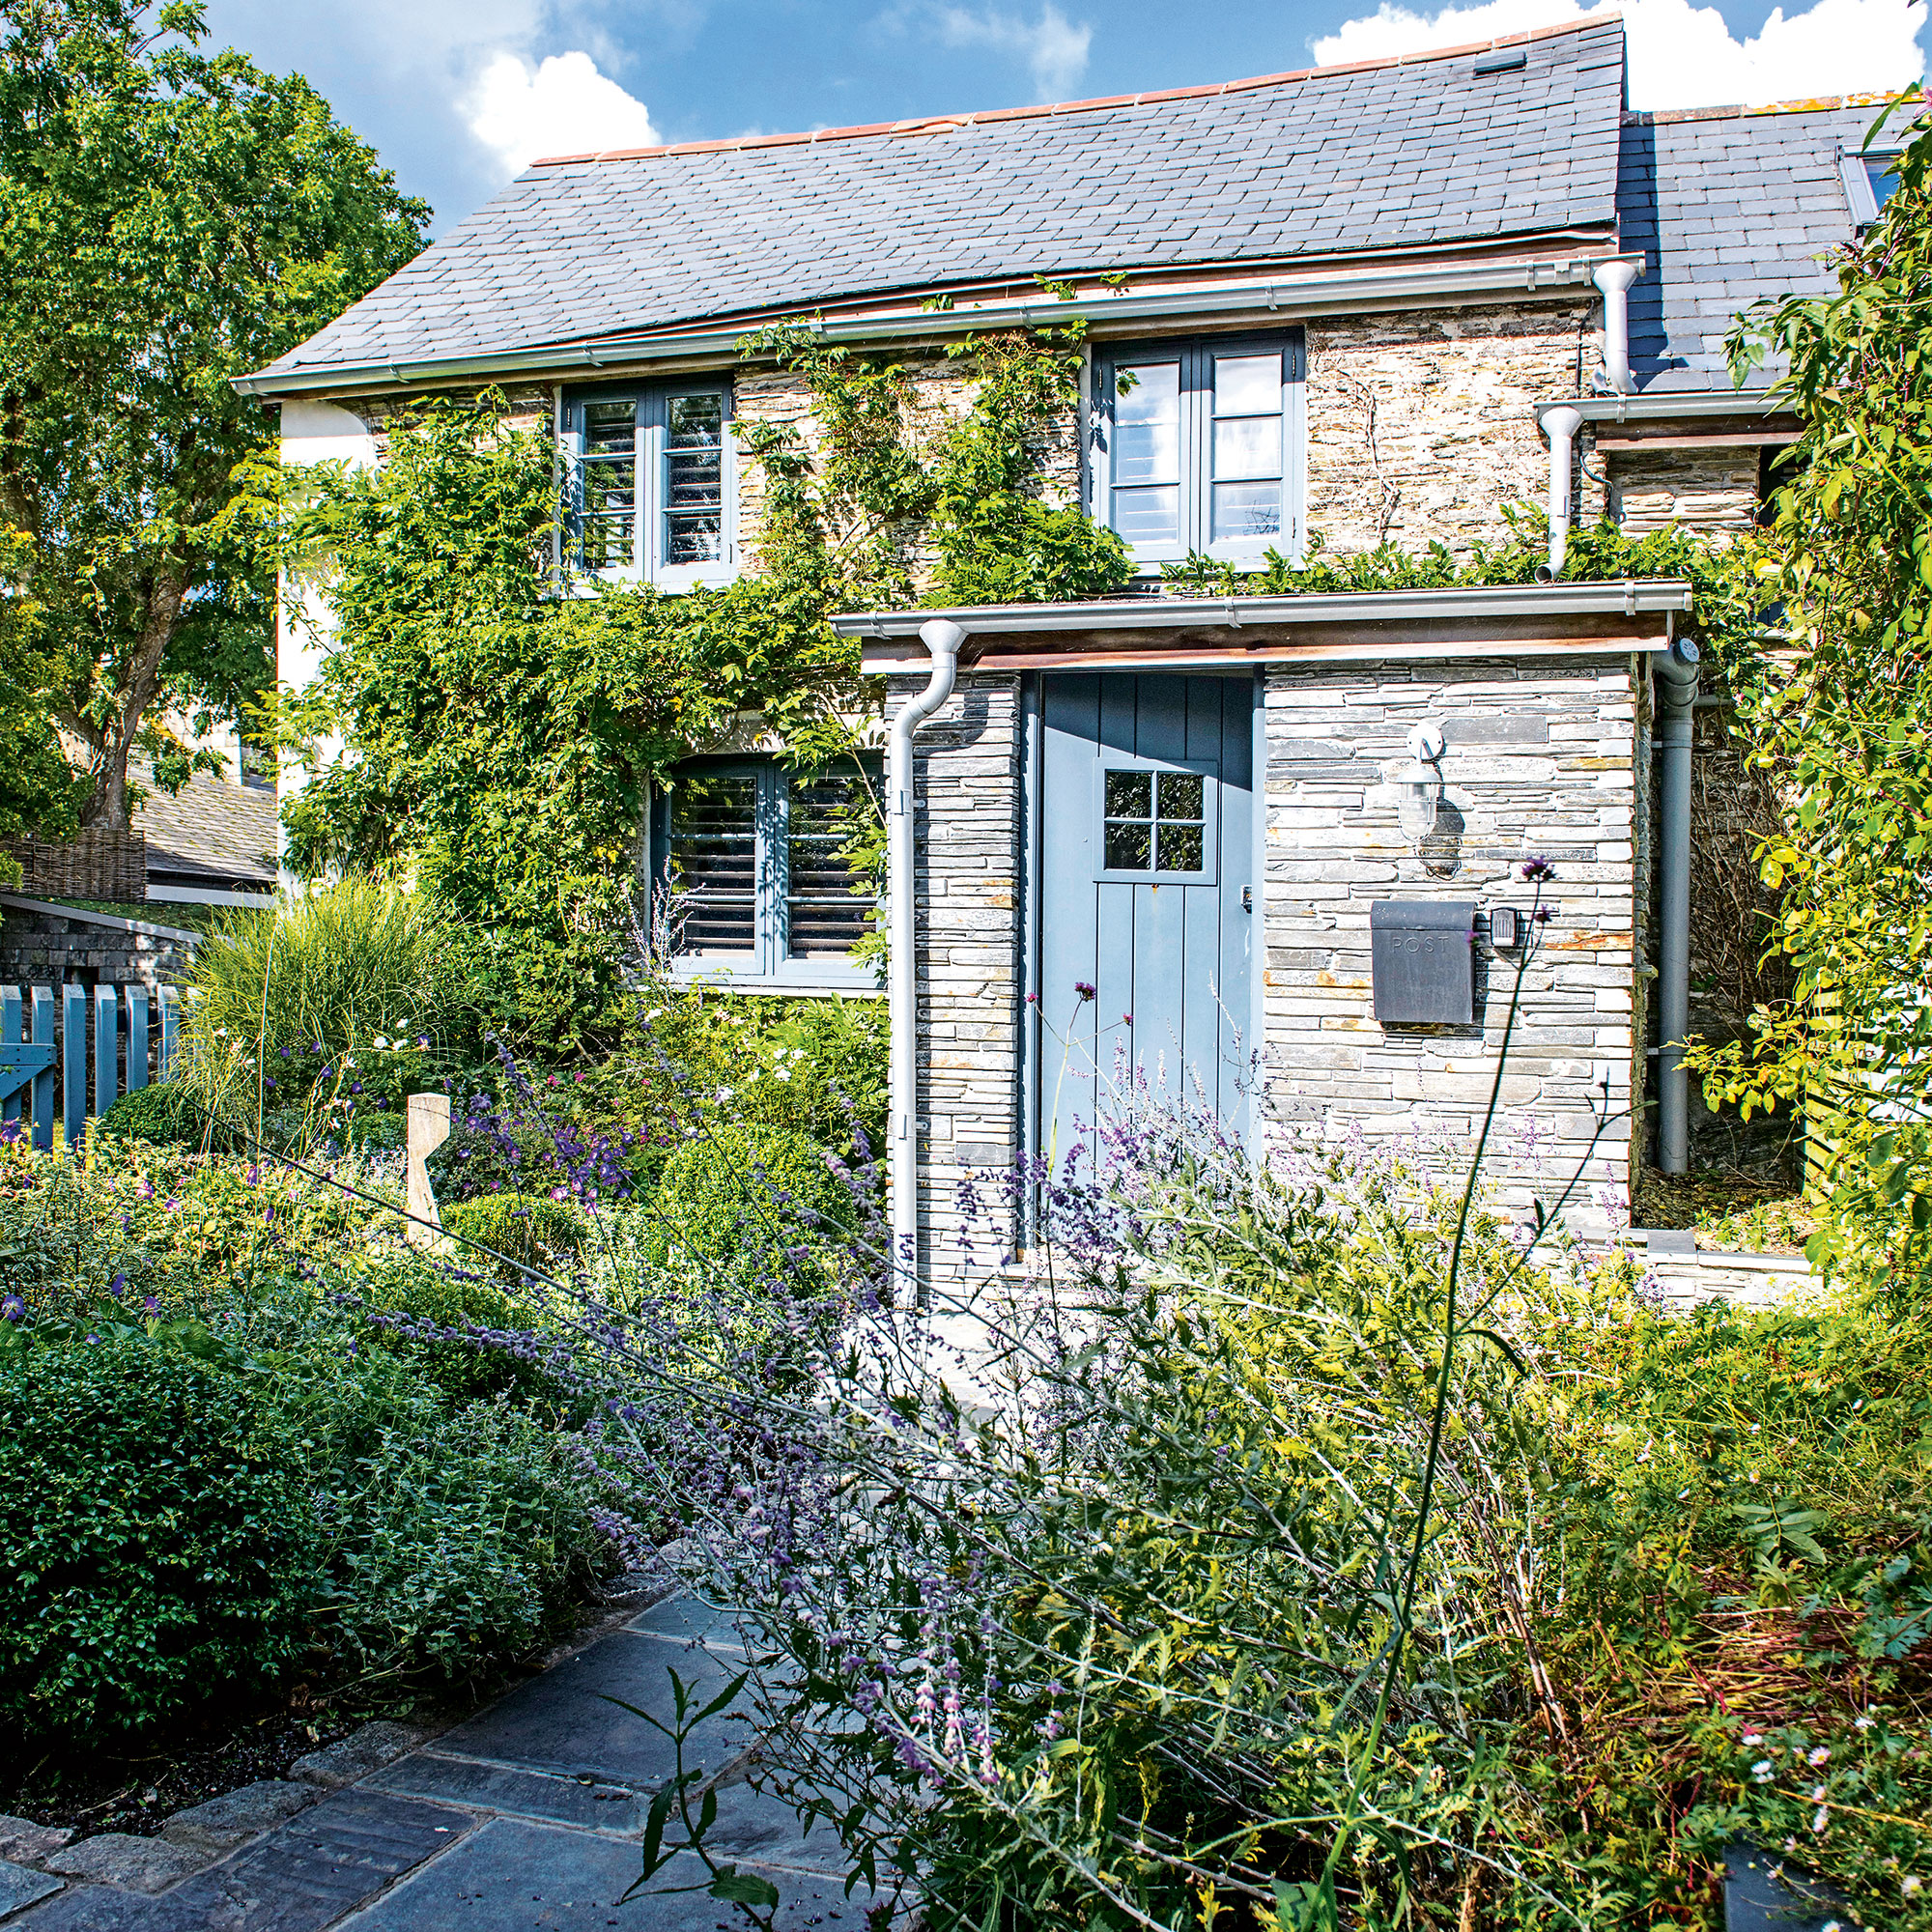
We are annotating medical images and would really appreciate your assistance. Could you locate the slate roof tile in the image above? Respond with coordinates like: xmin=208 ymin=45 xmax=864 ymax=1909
xmin=255 ymin=18 xmax=1626 ymax=384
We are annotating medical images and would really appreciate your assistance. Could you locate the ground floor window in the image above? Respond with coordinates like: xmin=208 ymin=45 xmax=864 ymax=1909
xmin=649 ymin=754 xmax=882 ymax=987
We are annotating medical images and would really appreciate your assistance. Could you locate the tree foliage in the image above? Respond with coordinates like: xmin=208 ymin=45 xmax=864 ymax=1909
xmin=0 ymin=526 xmax=85 ymax=876
xmin=0 ymin=0 xmax=426 ymax=830
xmin=1692 ymin=94 xmax=1932 ymax=1287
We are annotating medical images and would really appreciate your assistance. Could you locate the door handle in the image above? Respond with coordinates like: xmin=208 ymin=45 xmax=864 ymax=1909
xmin=1242 ymin=885 xmax=1253 ymax=913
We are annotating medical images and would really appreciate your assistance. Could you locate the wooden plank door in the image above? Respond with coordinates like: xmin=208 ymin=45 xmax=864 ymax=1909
xmin=1037 ymin=672 xmax=1256 ymax=1181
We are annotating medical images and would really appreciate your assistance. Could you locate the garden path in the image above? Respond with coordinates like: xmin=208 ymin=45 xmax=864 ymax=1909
xmin=4 ymin=1595 xmax=887 ymax=1931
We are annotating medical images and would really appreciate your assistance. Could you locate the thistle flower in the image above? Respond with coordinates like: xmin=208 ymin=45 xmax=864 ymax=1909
xmin=1074 ymin=981 xmax=1095 ymax=1002
xmin=1520 ymin=855 xmax=1555 ymax=882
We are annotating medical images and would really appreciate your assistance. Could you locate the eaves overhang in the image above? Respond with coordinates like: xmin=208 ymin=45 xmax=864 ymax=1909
xmin=1565 ymin=389 xmax=1795 ymax=425
xmin=838 ymin=580 xmax=1693 ymax=675
xmin=235 ymin=251 xmax=1638 ymax=401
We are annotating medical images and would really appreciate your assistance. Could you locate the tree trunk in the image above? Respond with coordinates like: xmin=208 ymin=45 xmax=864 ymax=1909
xmin=78 ymin=565 xmax=187 ymax=833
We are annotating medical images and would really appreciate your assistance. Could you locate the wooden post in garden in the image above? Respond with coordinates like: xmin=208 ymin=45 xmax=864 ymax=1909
xmin=405 ymin=1093 xmax=449 ymax=1246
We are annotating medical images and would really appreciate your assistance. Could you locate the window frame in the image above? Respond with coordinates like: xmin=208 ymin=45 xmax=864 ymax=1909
xmin=1840 ymin=145 xmax=1902 ymax=229
xmin=1088 ymin=329 xmax=1306 ymax=573
xmin=1091 ymin=753 xmax=1222 ymax=885
xmin=649 ymin=754 xmax=883 ymax=992
xmin=562 ymin=378 xmax=739 ymax=591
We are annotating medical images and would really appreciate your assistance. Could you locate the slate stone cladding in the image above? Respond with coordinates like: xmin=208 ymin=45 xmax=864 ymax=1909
xmin=1607 ymin=445 xmax=1759 ymax=535
xmin=1259 ymin=656 xmax=1638 ymax=1236
xmin=255 ymin=19 xmax=1627 ymax=385
xmin=1305 ymin=301 xmax=1598 ymax=555
xmin=890 ymin=673 xmax=1026 ymax=1275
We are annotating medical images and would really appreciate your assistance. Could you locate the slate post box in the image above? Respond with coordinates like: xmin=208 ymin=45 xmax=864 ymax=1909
xmin=1370 ymin=899 xmax=1475 ymax=1025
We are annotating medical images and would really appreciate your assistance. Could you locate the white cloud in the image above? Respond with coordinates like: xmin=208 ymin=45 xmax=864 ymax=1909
xmin=1311 ymin=0 xmax=1926 ymax=109
xmin=464 ymin=48 xmax=659 ymax=173
xmin=924 ymin=3 xmax=1094 ymax=96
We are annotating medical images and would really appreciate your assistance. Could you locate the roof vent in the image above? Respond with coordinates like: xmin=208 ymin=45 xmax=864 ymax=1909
xmin=1473 ymin=46 xmax=1528 ymax=74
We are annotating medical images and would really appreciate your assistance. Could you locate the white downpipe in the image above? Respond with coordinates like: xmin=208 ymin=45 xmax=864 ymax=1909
xmin=889 ymin=617 xmax=966 ymax=1288
xmin=1538 ymin=404 xmax=1583 ymax=581
xmin=1592 ymin=258 xmax=1640 ymax=396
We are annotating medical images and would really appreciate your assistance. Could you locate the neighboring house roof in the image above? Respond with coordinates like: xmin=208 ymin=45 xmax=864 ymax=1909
xmin=134 ymin=767 xmax=278 ymax=890
xmin=250 ymin=17 xmax=1626 ymax=388
xmin=1617 ymin=95 xmax=1889 ymax=394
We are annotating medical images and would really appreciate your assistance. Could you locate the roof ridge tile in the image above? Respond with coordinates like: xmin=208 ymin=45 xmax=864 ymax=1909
xmin=530 ymin=13 xmax=1620 ymax=169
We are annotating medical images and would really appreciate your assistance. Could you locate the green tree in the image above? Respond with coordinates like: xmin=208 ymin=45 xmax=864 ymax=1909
xmin=0 ymin=0 xmax=426 ymax=833
xmin=0 ymin=526 xmax=85 ymax=878
xmin=1699 ymin=94 xmax=1932 ymax=1282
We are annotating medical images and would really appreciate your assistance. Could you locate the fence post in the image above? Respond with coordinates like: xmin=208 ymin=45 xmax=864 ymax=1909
xmin=93 ymin=984 xmax=117 ymax=1122
xmin=1 ymin=985 xmax=17 ymax=1136
xmin=62 ymin=983 xmax=85 ymax=1154
xmin=125 ymin=986 xmax=151 ymax=1093
xmin=158 ymin=986 xmax=180 ymax=1080
xmin=31 ymin=987 xmax=53 ymax=1152
xmin=406 ymin=1092 xmax=450 ymax=1246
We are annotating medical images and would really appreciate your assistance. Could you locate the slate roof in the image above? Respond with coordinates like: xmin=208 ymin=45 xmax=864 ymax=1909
xmin=134 ymin=767 xmax=278 ymax=890
xmin=1618 ymin=96 xmax=1891 ymax=393
xmin=254 ymin=17 xmax=1627 ymax=387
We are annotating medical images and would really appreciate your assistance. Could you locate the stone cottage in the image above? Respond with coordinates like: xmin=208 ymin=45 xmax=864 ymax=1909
xmin=242 ymin=16 xmax=1900 ymax=1276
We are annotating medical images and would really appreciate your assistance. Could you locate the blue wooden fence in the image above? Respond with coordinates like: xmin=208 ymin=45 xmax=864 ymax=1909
xmin=0 ymin=982 xmax=181 ymax=1153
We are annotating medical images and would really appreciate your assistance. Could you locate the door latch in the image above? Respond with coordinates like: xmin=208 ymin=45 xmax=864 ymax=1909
xmin=1241 ymin=885 xmax=1253 ymax=914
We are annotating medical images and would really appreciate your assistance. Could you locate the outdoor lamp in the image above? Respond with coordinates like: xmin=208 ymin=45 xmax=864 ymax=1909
xmin=1396 ymin=721 xmax=1446 ymax=843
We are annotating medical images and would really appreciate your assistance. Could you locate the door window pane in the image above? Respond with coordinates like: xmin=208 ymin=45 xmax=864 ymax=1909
xmin=1156 ymin=772 xmax=1204 ymax=821
xmin=665 ymin=392 xmax=724 ymax=565
xmin=1104 ymin=770 xmax=1152 ymax=818
xmin=1104 ymin=821 xmax=1152 ymax=870
xmin=668 ymin=772 xmax=758 ymax=953
xmin=1157 ymin=823 xmax=1205 ymax=871
xmin=787 ymin=765 xmax=879 ymax=958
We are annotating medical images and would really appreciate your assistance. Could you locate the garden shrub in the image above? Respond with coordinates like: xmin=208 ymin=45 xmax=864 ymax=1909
xmin=649 ymin=1122 xmax=852 ymax=1267
xmin=352 ymin=1251 xmax=564 ymax=1406
xmin=442 ymin=1191 xmax=584 ymax=1277
xmin=0 ymin=1335 xmax=315 ymax=1737
xmin=310 ymin=1396 xmax=603 ymax=1678
xmin=93 ymin=1079 xmax=206 ymax=1149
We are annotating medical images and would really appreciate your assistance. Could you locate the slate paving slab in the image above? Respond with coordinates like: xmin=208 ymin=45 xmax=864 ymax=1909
xmin=363 ymin=1752 xmax=647 ymax=1834
xmin=626 ymin=1595 xmax=753 ymax=1653
xmin=15 ymin=1793 xmax=471 ymax=1932
xmin=332 ymin=1819 xmax=876 ymax=1932
xmin=0 ymin=1860 xmax=62 ymax=1921
xmin=432 ymin=1628 xmax=755 ymax=1786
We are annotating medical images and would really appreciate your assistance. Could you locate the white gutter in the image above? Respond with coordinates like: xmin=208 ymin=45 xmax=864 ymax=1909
xmin=1570 ymin=389 xmax=1788 ymax=424
xmin=234 ymin=252 xmax=1642 ymax=399
xmin=836 ymin=578 xmax=1693 ymax=641
xmin=1591 ymin=258 xmax=1640 ymax=394
xmin=888 ymin=617 xmax=966 ymax=1285
xmin=1537 ymin=404 xmax=1584 ymax=580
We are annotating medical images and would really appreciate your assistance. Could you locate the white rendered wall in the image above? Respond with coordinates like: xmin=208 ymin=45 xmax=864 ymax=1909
xmin=276 ymin=400 xmax=378 ymax=873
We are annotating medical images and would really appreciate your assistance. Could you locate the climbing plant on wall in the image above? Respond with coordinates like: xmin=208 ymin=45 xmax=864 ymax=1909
xmin=270 ymin=326 xmax=1131 ymax=1052
xmin=1692 ymin=94 xmax=1932 ymax=1286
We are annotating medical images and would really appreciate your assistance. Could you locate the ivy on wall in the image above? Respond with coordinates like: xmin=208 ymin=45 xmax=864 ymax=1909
xmin=270 ymin=326 xmax=1132 ymax=1050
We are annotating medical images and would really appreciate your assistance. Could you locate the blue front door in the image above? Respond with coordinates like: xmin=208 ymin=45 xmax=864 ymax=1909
xmin=1037 ymin=672 xmax=1257 ymax=1179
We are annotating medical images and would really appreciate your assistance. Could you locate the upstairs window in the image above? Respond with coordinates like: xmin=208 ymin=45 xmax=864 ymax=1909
xmin=1841 ymin=146 xmax=1902 ymax=228
xmin=565 ymin=382 xmax=736 ymax=589
xmin=1091 ymin=331 xmax=1304 ymax=571
xmin=650 ymin=755 xmax=882 ymax=988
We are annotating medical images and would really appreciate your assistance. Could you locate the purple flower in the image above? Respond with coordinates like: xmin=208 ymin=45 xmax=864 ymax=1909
xmin=1 ymin=1295 xmax=23 ymax=1323
xmin=1520 ymin=855 xmax=1555 ymax=883
xmin=142 ymin=1295 xmax=158 ymax=1314
xmin=1122 ymin=1011 xmax=1133 ymax=1024
xmin=108 ymin=1272 xmax=126 ymax=1298
xmin=1074 ymin=981 xmax=1095 ymax=1003
xmin=279 ymin=1045 xmax=291 ymax=1058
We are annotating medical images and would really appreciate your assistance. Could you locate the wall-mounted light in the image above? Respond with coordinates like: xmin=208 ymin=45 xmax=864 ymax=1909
xmin=1396 ymin=721 xmax=1445 ymax=844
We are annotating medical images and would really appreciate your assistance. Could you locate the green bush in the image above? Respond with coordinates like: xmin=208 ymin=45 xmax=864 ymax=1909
xmin=650 ymin=1122 xmax=851 ymax=1266
xmin=0 ymin=1336 xmax=315 ymax=1737
xmin=352 ymin=1253 xmax=559 ymax=1406
xmin=442 ymin=1191 xmax=583 ymax=1278
xmin=93 ymin=1079 xmax=206 ymax=1149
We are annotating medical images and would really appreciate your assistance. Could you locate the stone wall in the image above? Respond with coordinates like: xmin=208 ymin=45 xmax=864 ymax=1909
xmin=1304 ymin=300 xmax=1599 ymax=555
xmin=1260 ymin=655 xmax=1639 ymax=1236
xmin=1605 ymin=444 xmax=1758 ymax=535
xmin=0 ymin=896 xmax=197 ymax=993
xmin=894 ymin=672 xmax=1026 ymax=1275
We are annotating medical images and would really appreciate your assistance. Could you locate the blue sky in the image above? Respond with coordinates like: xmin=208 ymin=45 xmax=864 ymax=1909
xmin=201 ymin=0 xmax=1926 ymax=234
